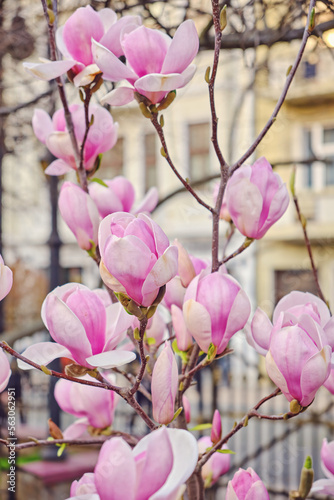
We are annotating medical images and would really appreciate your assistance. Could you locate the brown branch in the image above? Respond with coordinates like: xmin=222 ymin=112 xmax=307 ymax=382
xmin=40 ymin=0 xmax=87 ymax=191
xmin=129 ymin=317 xmax=148 ymax=396
xmin=150 ymin=113 xmax=214 ymax=214
xmin=0 ymin=432 xmax=139 ymax=451
xmin=292 ymin=167 xmax=327 ymax=305
xmin=219 ymin=237 xmax=254 ymax=267
xmin=231 ymin=0 xmax=317 ymax=173
xmin=195 ymin=388 xmax=306 ymax=472
xmin=0 ymin=90 xmax=54 ymax=116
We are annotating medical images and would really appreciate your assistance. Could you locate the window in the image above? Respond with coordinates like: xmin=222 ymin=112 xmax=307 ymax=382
xmin=302 ymin=125 xmax=334 ymax=187
xmin=99 ymin=137 xmax=124 ymax=178
xmin=303 ymin=61 xmax=317 ymax=79
xmin=144 ymin=134 xmax=157 ymax=190
xmin=275 ymin=270 xmax=319 ymax=304
xmin=188 ymin=123 xmax=210 ymax=182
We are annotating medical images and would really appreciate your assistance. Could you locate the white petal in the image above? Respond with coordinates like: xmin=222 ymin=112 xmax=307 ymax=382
xmin=23 ymin=60 xmax=76 ymax=81
xmin=86 ymin=350 xmax=136 ymax=369
xmin=17 ymin=342 xmax=72 ymax=370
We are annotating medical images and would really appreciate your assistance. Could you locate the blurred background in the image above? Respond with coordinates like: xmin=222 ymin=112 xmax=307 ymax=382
xmin=0 ymin=0 xmax=334 ymax=498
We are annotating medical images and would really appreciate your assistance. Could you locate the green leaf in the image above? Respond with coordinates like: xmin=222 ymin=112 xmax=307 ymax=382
xmin=56 ymin=443 xmax=67 ymax=457
xmin=189 ymin=423 xmax=212 ymax=431
xmin=90 ymin=177 xmax=108 ymax=188
xmin=172 ymin=339 xmax=189 ymax=364
xmin=170 ymin=407 xmax=183 ymax=423
xmin=205 ymin=446 xmax=235 ymax=454
xmin=147 ymin=337 xmax=156 ymax=346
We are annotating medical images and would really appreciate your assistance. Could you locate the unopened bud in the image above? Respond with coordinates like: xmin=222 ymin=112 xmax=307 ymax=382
xmin=298 ymin=456 xmax=314 ymax=498
xmin=139 ymin=102 xmax=152 ymax=118
xmin=205 ymin=66 xmax=211 ymax=83
xmin=290 ymin=399 xmax=302 ymax=414
xmin=157 ymin=90 xmax=176 ymax=111
xmin=48 ymin=418 xmax=63 ymax=440
xmin=47 ymin=8 xmax=55 ymax=24
xmin=220 ymin=6 xmax=227 ymax=31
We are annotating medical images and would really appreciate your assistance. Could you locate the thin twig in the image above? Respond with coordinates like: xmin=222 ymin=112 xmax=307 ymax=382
xmin=231 ymin=0 xmax=317 ymax=173
xmin=40 ymin=0 xmax=87 ymax=191
xmin=219 ymin=237 xmax=254 ymax=267
xmin=129 ymin=317 xmax=148 ymax=396
xmin=150 ymin=113 xmax=214 ymax=214
xmin=292 ymin=167 xmax=327 ymax=305
xmin=0 ymin=433 xmax=138 ymax=451
xmin=196 ymin=388 xmax=306 ymax=471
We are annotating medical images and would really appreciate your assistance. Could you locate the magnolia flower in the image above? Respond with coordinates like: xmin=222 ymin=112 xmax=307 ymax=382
xmin=88 ymin=176 xmax=158 ymax=219
xmin=93 ymin=20 xmax=199 ymax=106
xmin=55 ymin=374 xmax=118 ymax=438
xmin=0 ymin=351 xmax=11 ymax=393
xmin=67 ymin=427 xmax=198 ymax=500
xmin=266 ymin=315 xmax=331 ymax=407
xmin=23 ymin=6 xmax=141 ymax=87
xmin=33 ymin=104 xmax=118 ymax=175
xmin=0 ymin=254 xmax=13 ymax=302
xmin=58 ymin=182 xmax=100 ymax=251
xmin=163 ymin=240 xmax=208 ymax=311
xmin=247 ymin=291 xmax=334 ymax=356
xmin=99 ymin=212 xmax=178 ymax=307
xmin=311 ymin=438 xmax=334 ymax=496
xmin=226 ymin=468 xmax=270 ymax=499
xmin=198 ymin=437 xmax=230 ymax=488
xmin=17 ymin=284 xmax=135 ymax=371
xmin=151 ymin=342 xmax=178 ymax=424
xmin=225 ymin=157 xmax=289 ymax=239
xmin=183 ymin=267 xmax=251 ymax=354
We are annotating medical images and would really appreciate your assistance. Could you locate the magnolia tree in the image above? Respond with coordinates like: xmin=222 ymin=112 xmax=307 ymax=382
xmin=0 ymin=1 xmax=334 ymax=499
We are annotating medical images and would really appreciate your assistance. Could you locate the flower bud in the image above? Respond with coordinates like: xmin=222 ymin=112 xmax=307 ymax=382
xmin=211 ymin=410 xmax=222 ymax=444
xmin=151 ymin=342 xmax=178 ymax=424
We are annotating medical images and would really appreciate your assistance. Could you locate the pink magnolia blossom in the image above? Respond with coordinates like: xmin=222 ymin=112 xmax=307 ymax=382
xmin=211 ymin=410 xmax=222 ymax=445
xmin=265 ymin=315 xmax=331 ymax=407
xmin=55 ymin=374 xmax=118 ymax=437
xmin=99 ymin=212 xmax=178 ymax=307
xmin=247 ymin=291 xmax=334 ymax=356
xmin=59 ymin=182 xmax=100 ymax=251
xmin=225 ymin=157 xmax=289 ymax=239
xmin=17 ymin=283 xmax=135 ymax=371
xmin=23 ymin=6 xmax=141 ymax=87
xmin=183 ymin=267 xmax=251 ymax=354
xmin=164 ymin=241 xmax=208 ymax=311
xmin=0 ymin=351 xmax=11 ymax=393
xmin=226 ymin=468 xmax=270 ymax=499
xmin=0 ymin=254 xmax=13 ymax=302
xmin=311 ymin=439 xmax=334 ymax=496
xmin=171 ymin=304 xmax=193 ymax=351
xmin=151 ymin=342 xmax=178 ymax=424
xmin=89 ymin=176 xmax=158 ymax=219
xmin=71 ymin=473 xmax=98 ymax=497
xmin=198 ymin=437 xmax=230 ymax=488
xmin=33 ymin=104 xmax=118 ymax=175
xmin=93 ymin=20 xmax=199 ymax=106
xmin=324 ymin=366 xmax=334 ymax=394
xmin=67 ymin=427 xmax=198 ymax=500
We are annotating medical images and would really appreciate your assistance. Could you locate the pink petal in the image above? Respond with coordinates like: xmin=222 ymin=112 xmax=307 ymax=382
xmin=63 ymin=418 xmax=90 ymax=440
xmin=299 ymin=346 xmax=331 ymax=406
xmin=92 ymin=39 xmax=137 ymax=81
xmin=86 ymin=350 xmax=136 ymax=369
xmin=94 ymin=438 xmax=136 ymax=500
xmin=45 ymin=159 xmax=73 ymax=175
xmin=151 ymin=342 xmax=178 ymax=424
xmin=135 ymin=72 xmax=191 ymax=93
xmin=17 ymin=342 xmax=72 ymax=370
xmin=162 ymin=20 xmax=199 ymax=74
xmin=63 ymin=6 xmax=104 ymax=66
xmin=134 ymin=187 xmax=159 ymax=214
xmin=97 ymin=8 xmax=118 ymax=31
xmin=183 ymin=299 xmax=212 ymax=353
xmin=45 ymin=294 xmax=93 ymax=366
xmin=122 ymin=26 xmax=170 ymax=78
xmin=109 ymin=177 xmax=136 ymax=212
xmin=23 ymin=60 xmax=76 ymax=80
xmin=99 ymin=16 xmax=142 ymax=58
xmin=171 ymin=305 xmax=193 ymax=351
xmin=135 ymin=427 xmax=173 ymax=500
xmin=248 ymin=308 xmax=273 ymax=355
xmin=0 ymin=260 xmax=13 ymax=302
xmin=104 ymin=302 xmax=134 ymax=351
xmin=32 ymin=109 xmax=54 ymax=144
xmin=0 ymin=351 xmax=11 ymax=392
xmin=46 ymin=132 xmax=76 ymax=168
xmin=100 ymin=86 xmax=135 ymax=107
xmin=141 ymin=245 xmax=179 ymax=307
xmin=273 ymin=291 xmax=330 ymax=325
